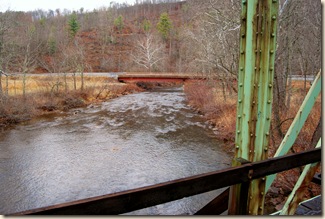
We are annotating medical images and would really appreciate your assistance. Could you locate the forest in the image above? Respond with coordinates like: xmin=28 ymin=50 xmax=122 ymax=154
xmin=0 ymin=0 xmax=320 ymax=75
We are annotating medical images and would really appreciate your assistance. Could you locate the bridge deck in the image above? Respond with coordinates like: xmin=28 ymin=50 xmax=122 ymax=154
xmin=117 ymin=73 xmax=212 ymax=83
xmin=295 ymin=195 xmax=322 ymax=215
xmin=271 ymin=195 xmax=322 ymax=216
xmin=118 ymin=72 xmax=204 ymax=78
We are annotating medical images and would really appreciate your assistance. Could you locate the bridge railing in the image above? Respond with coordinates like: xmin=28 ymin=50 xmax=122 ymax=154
xmin=10 ymin=147 xmax=320 ymax=215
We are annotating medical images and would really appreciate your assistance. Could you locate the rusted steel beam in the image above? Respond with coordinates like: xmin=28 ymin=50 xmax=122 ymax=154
xmin=312 ymin=173 xmax=321 ymax=185
xmin=118 ymin=77 xmax=186 ymax=83
xmin=10 ymin=148 xmax=320 ymax=216
xmin=194 ymin=188 xmax=229 ymax=215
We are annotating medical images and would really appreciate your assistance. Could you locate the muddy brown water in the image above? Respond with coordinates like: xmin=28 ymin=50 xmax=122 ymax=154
xmin=0 ymin=86 xmax=231 ymax=215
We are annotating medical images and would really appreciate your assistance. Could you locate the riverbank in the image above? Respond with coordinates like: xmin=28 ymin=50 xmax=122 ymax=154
xmin=183 ymin=79 xmax=321 ymax=214
xmin=0 ymin=75 xmax=143 ymax=127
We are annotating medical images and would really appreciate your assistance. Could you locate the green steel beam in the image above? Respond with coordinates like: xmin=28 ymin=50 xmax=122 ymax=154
xmin=228 ymin=0 xmax=279 ymax=215
xmin=265 ymin=71 xmax=322 ymax=191
xmin=279 ymin=139 xmax=321 ymax=215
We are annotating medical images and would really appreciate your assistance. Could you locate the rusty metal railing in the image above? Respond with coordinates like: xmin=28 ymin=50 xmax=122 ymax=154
xmin=10 ymin=147 xmax=320 ymax=215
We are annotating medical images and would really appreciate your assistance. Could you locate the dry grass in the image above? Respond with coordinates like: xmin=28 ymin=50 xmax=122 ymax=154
xmin=184 ymin=80 xmax=237 ymax=147
xmin=0 ymin=74 xmax=143 ymax=127
xmin=2 ymin=74 xmax=124 ymax=96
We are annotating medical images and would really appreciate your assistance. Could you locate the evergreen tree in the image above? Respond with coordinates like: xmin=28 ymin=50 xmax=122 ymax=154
xmin=142 ymin=19 xmax=151 ymax=32
xmin=114 ymin=15 xmax=124 ymax=32
xmin=157 ymin=12 xmax=172 ymax=41
xmin=68 ymin=13 xmax=80 ymax=38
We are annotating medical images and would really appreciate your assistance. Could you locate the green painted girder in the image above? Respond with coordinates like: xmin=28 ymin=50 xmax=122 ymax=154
xmin=229 ymin=0 xmax=279 ymax=215
xmin=265 ymin=71 xmax=322 ymax=191
xmin=279 ymin=138 xmax=321 ymax=215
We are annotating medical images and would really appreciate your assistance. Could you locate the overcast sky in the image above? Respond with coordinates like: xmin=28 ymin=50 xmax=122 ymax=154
xmin=0 ymin=0 xmax=136 ymax=12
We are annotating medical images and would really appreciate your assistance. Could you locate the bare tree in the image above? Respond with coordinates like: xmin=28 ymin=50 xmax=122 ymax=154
xmin=63 ymin=39 xmax=91 ymax=91
xmin=273 ymin=0 xmax=321 ymax=137
xmin=185 ymin=0 xmax=240 ymax=100
xmin=0 ymin=11 xmax=15 ymax=96
xmin=131 ymin=33 xmax=165 ymax=72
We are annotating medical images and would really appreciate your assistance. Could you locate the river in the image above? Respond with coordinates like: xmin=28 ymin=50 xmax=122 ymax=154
xmin=0 ymin=86 xmax=231 ymax=215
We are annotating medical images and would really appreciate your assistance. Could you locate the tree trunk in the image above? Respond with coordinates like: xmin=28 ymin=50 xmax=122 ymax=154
xmin=0 ymin=72 xmax=3 ymax=97
xmin=73 ymin=73 xmax=76 ymax=90
xmin=5 ymin=75 xmax=8 ymax=96
xmin=81 ymin=71 xmax=84 ymax=91
xmin=64 ymin=73 xmax=68 ymax=92
xmin=22 ymin=72 xmax=26 ymax=98
xmin=310 ymin=116 xmax=321 ymax=148
xmin=285 ymin=37 xmax=292 ymax=111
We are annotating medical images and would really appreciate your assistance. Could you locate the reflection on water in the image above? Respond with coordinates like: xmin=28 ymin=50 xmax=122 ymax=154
xmin=0 ymin=87 xmax=231 ymax=215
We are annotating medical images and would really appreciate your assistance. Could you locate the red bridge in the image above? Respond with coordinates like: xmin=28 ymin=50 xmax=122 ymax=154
xmin=117 ymin=73 xmax=209 ymax=83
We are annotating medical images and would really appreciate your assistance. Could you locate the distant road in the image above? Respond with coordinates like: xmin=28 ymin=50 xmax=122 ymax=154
xmin=6 ymin=72 xmax=126 ymax=79
xmin=290 ymin=75 xmax=315 ymax=81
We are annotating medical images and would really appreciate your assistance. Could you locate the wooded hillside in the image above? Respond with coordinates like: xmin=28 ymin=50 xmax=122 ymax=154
xmin=0 ymin=0 xmax=320 ymax=77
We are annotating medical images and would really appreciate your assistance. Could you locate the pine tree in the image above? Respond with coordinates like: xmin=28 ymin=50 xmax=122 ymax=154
xmin=114 ymin=15 xmax=124 ymax=32
xmin=68 ymin=13 xmax=80 ymax=38
xmin=142 ymin=19 xmax=151 ymax=32
xmin=157 ymin=12 xmax=172 ymax=41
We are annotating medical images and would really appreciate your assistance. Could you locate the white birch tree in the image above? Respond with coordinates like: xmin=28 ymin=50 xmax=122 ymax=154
xmin=131 ymin=33 xmax=164 ymax=72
